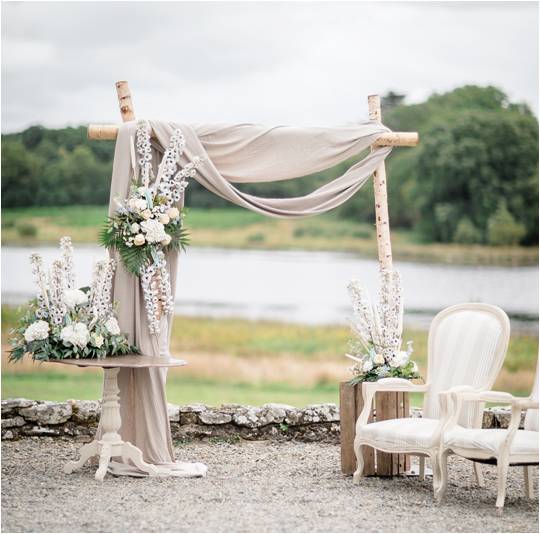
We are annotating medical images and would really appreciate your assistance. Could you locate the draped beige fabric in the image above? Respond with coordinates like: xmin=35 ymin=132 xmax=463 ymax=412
xmin=102 ymin=119 xmax=392 ymax=474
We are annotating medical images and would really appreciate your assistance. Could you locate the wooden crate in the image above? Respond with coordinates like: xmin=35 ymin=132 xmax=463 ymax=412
xmin=340 ymin=381 xmax=410 ymax=476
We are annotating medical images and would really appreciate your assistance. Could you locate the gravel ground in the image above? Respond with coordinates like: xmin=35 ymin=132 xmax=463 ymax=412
xmin=1 ymin=438 xmax=538 ymax=533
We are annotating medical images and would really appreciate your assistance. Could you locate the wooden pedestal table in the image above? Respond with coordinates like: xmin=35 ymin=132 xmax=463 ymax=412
xmin=49 ymin=354 xmax=186 ymax=481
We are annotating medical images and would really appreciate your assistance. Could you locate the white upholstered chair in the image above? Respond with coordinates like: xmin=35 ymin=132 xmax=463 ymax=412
xmin=353 ymin=303 xmax=510 ymax=494
xmin=437 ymin=366 xmax=539 ymax=509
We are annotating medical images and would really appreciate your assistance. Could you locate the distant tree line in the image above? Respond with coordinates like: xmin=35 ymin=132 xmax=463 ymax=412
xmin=2 ymin=85 xmax=538 ymax=245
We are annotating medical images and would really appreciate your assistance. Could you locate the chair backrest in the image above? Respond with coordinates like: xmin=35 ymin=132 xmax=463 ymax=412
xmin=423 ymin=303 xmax=510 ymax=427
xmin=524 ymin=365 xmax=539 ymax=432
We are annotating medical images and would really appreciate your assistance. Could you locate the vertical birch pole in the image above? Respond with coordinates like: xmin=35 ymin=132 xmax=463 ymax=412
xmin=116 ymin=81 xmax=136 ymax=122
xmin=368 ymin=95 xmax=393 ymax=271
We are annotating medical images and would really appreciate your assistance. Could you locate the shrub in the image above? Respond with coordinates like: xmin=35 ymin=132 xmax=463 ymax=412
xmin=453 ymin=217 xmax=483 ymax=244
xmin=247 ymin=232 xmax=265 ymax=243
xmin=16 ymin=223 xmax=38 ymax=238
xmin=487 ymin=202 xmax=526 ymax=246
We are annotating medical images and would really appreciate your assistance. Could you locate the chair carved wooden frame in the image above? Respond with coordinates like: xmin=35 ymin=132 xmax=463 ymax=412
xmin=437 ymin=367 xmax=539 ymax=510
xmin=353 ymin=302 xmax=511 ymax=494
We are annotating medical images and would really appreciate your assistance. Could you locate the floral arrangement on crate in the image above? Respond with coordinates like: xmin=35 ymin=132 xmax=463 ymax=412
xmin=346 ymin=270 xmax=421 ymax=384
xmin=99 ymin=120 xmax=204 ymax=334
xmin=9 ymin=237 xmax=137 ymax=362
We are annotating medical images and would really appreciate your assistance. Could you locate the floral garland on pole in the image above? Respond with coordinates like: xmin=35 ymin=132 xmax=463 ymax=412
xmin=346 ymin=269 xmax=421 ymax=384
xmin=99 ymin=120 xmax=204 ymax=334
xmin=9 ymin=237 xmax=136 ymax=362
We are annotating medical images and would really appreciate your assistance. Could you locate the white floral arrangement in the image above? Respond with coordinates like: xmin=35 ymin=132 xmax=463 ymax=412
xmin=99 ymin=120 xmax=204 ymax=334
xmin=9 ymin=237 xmax=136 ymax=362
xmin=346 ymin=270 xmax=421 ymax=384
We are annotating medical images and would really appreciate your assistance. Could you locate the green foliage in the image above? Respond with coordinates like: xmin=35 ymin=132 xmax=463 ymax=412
xmin=487 ymin=201 xmax=527 ymax=246
xmin=453 ymin=217 xmax=482 ymax=244
xmin=16 ymin=222 xmax=38 ymax=238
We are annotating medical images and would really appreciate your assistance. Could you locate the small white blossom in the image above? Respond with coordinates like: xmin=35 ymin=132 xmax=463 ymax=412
xmin=130 ymin=222 xmax=140 ymax=233
xmin=92 ymin=334 xmax=104 ymax=348
xmin=60 ymin=322 xmax=90 ymax=348
xmin=63 ymin=289 xmax=88 ymax=309
xmin=105 ymin=317 xmax=121 ymax=335
xmin=23 ymin=320 xmax=50 ymax=342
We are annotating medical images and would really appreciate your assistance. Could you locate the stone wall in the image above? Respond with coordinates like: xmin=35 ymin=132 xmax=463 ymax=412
xmin=1 ymin=398 xmax=523 ymax=442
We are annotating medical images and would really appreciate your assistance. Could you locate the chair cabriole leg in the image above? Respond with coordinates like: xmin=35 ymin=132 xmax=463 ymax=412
xmin=352 ymin=438 xmax=365 ymax=484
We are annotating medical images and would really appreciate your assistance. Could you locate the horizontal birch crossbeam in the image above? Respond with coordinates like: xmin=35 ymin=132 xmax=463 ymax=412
xmin=87 ymin=123 xmax=419 ymax=147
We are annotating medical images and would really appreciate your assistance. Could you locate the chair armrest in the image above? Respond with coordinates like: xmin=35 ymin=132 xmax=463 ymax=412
xmin=364 ymin=377 xmax=430 ymax=393
xmin=442 ymin=390 xmax=536 ymax=456
xmin=456 ymin=389 xmax=535 ymax=408
xmin=355 ymin=379 xmax=429 ymax=428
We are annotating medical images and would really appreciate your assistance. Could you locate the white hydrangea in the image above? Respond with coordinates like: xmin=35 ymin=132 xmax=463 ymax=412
xmin=105 ymin=317 xmax=121 ymax=335
xmin=63 ymin=289 xmax=88 ymax=309
xmin=140 ymin=219 xmax=167 ymax=243
xmin=23 ymin=320 xmax=50 ymax=342
xmin=60 ymin=322 xmax=90 ymax=348
xmin=390 ymin=350 xmax=410 ymax=368
xmin=362 ymin=360 xmax=373 ymax=373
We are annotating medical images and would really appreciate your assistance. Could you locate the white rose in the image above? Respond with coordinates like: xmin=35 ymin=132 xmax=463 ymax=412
xmin=137 ymin=186 xmax=148 ymax=196
xmin=135 ymin=199 xmax=147 ymax=211
xmin=105 ymin=317 xmax=121 ymax=336
xmin=167 ymin=207 xmax=180 ymax=220
xmin=92 ymin=334 xmax=104 ymax=348
xmin=373 ymin=353 xmax=385 ymax=365
xmin=141 ymin=209 xmax=152 ymax=220
xmin=60 ymin=322 xmax=90 ymax=348
xmin=161 ymin=234 xmax=172 ymax=246
xmin=23 ymin=320 xmax=50 ymax=342
xmin=130 ymin=222 xmax=140 ymax=233
xmin=362 ymin=360 xmax=373 ymax=373
xmin=133 ymin=234 xmax=145 ymax=246
xmin=128 ymin=198 xmax=139 ymax=210
xmin=63 ymin=289 xmax=88 ymax=309
xmin=159 ymin=214 xmax=170 ymax=225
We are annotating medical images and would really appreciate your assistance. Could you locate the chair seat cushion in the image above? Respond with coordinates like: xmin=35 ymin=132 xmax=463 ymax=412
xmin=443 ymin=428 xmax=539 ymax=458
xmin=358 ymin=418 xmax=441 ymax=450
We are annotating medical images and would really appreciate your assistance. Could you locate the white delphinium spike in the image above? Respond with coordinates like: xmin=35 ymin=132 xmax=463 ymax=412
xmin=59 ymin=236 xmax=75 ymax=289
xmin=30 ymin=253 xmax=49 ymax=318
xmin=48 ymin=260 xmax=67 ymax=325
xmin=89 ymin=259 xmax=115 ymax=318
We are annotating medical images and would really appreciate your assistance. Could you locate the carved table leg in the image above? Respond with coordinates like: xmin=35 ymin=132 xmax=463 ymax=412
xmin=64 ymin=366 xmax=162 ymax=480
xmin=64 ymin=441 xmax=99 ymax=474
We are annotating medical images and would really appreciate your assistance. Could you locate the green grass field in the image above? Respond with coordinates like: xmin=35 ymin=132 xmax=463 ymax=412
xmin=2 ymin=205 xmax=537 ymax=266
xmin=2 ymin=306 xmax=537 ymax=406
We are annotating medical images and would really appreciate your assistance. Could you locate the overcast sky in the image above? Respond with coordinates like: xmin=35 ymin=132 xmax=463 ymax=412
xmin=1 ymin=1 xmax=538 ymax=132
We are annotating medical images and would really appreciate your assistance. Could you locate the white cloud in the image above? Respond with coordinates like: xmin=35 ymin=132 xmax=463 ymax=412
xmin=1 ymin=1 xmax=538 ymax=132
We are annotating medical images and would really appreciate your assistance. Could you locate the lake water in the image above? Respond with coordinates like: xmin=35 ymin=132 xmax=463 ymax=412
xmin=1 ymin=246 xmax=538 ymax=333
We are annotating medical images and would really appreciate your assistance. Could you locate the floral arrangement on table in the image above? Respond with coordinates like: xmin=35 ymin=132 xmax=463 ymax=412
xmin=9 ymin=237 xmax=137 ymax=362
xmin=346 ymin=269 xmax=421 ymax=384
xmin=99 ymin=120 xmax=204 ymax=334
